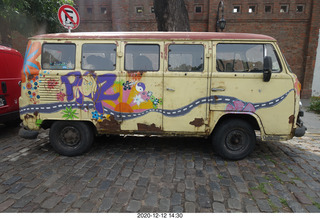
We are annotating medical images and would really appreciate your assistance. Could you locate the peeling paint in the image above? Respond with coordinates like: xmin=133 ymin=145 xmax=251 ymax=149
xmin=97 ymin=116 xmax=120 ymax=131
xmin=24 ymin=114 xmax=34 ymax=120
xmin=189 ymin=118 xmax=204 ymax=127
xmin=289 ymin=115 xmax=295 ymax=124
xmin=137 ymin=123 xmax=162 ymax=132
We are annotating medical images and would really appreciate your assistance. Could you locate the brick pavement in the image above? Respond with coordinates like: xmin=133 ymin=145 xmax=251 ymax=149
xmin=0 ymin=125 xmax=320 ymax=213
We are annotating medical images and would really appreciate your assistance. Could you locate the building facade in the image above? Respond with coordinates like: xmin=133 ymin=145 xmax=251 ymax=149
xmin=74 ymin=0 xmax=319 ymax=98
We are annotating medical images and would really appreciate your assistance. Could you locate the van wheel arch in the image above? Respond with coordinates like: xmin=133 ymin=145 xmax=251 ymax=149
xmin=211 ymin=114 xmax=260 ymax=134
xmin=211 ymin=114 xmax=259 ymax=160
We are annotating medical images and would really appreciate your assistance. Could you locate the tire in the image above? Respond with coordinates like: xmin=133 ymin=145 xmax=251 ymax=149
xmin=49 ymin=121 xmax=94 ymax=156
xmin=212 ymin=119 xmax=256 ymax=160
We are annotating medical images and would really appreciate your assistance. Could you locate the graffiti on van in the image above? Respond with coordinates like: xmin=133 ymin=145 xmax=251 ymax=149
xmin=21 ymin=42 xmax=41 ymax=104
xmin=59 ymin=71 xmax=163 ymax=118
xmin=19 ymin=64 xmax=294 ymax=123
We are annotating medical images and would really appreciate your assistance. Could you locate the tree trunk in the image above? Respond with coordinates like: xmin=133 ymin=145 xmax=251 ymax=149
xmin=0 ymin=16 xmax=12 ymax=47
xmin=154 ymin=0 xmax=190 ymax=31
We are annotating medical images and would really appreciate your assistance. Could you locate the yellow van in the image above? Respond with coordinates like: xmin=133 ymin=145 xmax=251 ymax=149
xmin=19 ymin=32 xmax=306 ymax=160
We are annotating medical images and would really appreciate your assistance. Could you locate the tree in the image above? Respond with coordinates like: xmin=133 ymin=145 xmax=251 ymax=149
xmin=153 ymin=0 xmax=190 ymax=31
xmin=0 ymin=0 xmax=73 ymax=47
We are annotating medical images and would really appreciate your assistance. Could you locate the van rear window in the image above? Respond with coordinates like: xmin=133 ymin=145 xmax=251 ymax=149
xmin=42 ymin=44 xmax=76 ymax=70
xmin=82 ymin=44 xmax=116 ymax=71
xmin=168 ymin=45 xmax=204 ymax=72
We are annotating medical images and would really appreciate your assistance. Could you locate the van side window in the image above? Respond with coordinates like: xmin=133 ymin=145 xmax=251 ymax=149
xmin=42 ymin=44 xmax=76 ymax=70
xmin=168 ymin=45 xmax=204 ymax=72
xmin=216 ymin=44 xmax=281 ymax=73
xmin=82 ymin=44 xmax=116 ymax=70
xmin=125 ymin=44 xmax=160 ymax=71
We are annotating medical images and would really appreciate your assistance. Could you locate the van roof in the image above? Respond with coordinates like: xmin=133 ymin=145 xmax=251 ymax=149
xmin=30 ymin=32 xmax=276 ymax=41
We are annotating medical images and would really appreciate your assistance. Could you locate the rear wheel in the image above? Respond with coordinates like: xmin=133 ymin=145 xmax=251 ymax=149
xmin=212 ymin=119 xmax=256 ymax=160
xmin=49 ymin=121 xmax=94 ymax=156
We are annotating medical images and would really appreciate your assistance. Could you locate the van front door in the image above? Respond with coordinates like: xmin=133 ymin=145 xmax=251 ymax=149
xmin=210 ymin=42 xmax=295 ymax=136
xmin=163 ymin=42 xmax=209 ymax=134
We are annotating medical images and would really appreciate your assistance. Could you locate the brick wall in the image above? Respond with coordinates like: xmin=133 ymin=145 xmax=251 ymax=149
xmin=2 ymin=0 xmax=318 ymax=98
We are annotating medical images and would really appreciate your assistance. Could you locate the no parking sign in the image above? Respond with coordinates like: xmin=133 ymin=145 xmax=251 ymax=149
xmin=58 ymin=5 xmax=80 ymax=32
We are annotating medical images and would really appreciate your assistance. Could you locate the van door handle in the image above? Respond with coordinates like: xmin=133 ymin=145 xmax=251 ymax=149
xmin=211 ymin=88 xmax=225 ymax=92
xmin=166 ymin=88 xmax=175 ymax=92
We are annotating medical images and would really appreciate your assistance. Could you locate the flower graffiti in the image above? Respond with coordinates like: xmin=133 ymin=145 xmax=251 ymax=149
xmin=62 ymin=107 xmax=79 ymax=120
xmin=56 ymin=92 xmax=66 ymax=102
xmin=226 ymin=100 xmax=256 ymax=113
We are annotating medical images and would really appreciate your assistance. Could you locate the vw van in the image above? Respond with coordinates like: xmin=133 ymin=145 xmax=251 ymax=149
xmin=18 ymin=32 xmax=306 ymax=160
xmin=0 ymin=45 xmax=23 ymax=125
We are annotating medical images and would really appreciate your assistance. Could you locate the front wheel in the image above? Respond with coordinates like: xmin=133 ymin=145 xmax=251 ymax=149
xmin=49 ymin=121 xmax=94 ymax=156
xmin=212 ymin=119 xmax=256 ymax=160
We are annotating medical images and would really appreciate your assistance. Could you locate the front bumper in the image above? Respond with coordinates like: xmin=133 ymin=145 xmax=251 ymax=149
xmin=294 ymin=110 xmax=306 ymax=137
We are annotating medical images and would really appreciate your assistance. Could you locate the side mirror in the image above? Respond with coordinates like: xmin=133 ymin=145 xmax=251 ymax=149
xmin=263 ymin=56 xmax=272 ymax=82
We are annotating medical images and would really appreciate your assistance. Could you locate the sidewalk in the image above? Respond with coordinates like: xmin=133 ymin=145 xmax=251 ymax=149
xmin=301 ymin=99 xmax=320 ymax=134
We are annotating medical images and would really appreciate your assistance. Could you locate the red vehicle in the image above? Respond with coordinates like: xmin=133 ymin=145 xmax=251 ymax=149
xmin=0 ymin=45 xmax=23 ymax=125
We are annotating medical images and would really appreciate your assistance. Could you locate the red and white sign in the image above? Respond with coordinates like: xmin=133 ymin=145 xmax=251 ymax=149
xmin=58 ymin=5 xmax=80 ymax=31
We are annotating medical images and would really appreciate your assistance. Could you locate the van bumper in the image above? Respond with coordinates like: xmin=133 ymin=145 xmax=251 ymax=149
xmin=294 ymin=124 xmax=306 ymax=137
xmin=294 ymin=110 xmax=306 ymax=137
xmin=18 ymin=125 xmax=39 ymax=139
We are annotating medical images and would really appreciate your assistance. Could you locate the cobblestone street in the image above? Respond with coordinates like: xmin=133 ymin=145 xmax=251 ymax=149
xmin=0 ymin=125 xmax=320 ymax=213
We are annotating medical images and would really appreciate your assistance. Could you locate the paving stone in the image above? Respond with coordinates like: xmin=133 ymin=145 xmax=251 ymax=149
xmin=160 ymin=188 xmax=171 ymax=198
xmin=197 ymin=185 xmax=208 ymax=196
xmin=213 ymin=202 xmax=226 ymax=213
xmin=8 ymin=183 xmax=25 ymax=194
xmin=80 ymin=200 xmax=95 ymax=212
xmin=287 ymin=200 xmax=307 ymax=213
xmin=172 ymin=206 xmax=183 ymax=212
xmin=177 ymin=183 xmax=185 ymax=193
xmin=228 ymin=198 xmax=241 ymax=210
xmin=185 ymin=202 xmax=196 ymax=213
xmin=2 ymin=176 xmax=21 ymax=185
xmin=137 ymin=177 xmax=149 ymax=187
xmin=171 ymin=193 xmax=181 ymax=206
xmin=116 ymin=191 xmax=131 ymax=204
xmin=145 ymin=193 xmax=158 ymax=207
xmin=159 ymin=198 xmax=170 ymax=212
xmin=305 ymin=205 xmax=320 ymax=213
xmin=98 ymin=180 xmax=112 ymax=190
xmin=229 ymin=187 xmax=240 ymax=200
xmin=0 ymin=199 xmax=15 ymax=211
xmin=256 ymin=199 xmax=272 ymax=212
xmin=185 ymin=179 xmax=195 ymax=190
xmin=99 ymin=197 xmax=113 ymax=212
xmin=41 ymin=195 xmax=63 ymax=209
xmin=245 ymin=205 xmax=260 ymax=213
xmin=212 ymin=190 xmax=224 ymax=202
xmin=62 ymin=194 xmax=77 ymax=204
xmin=124 ymin=180 xmax=136 ymax=191
xmin=198 ymin=196 xmax=211 ymax=208
xmin=293 ymin=192 xmax=312 ymax=205
xmin=126 ymin=200 xmax=141 ymax=212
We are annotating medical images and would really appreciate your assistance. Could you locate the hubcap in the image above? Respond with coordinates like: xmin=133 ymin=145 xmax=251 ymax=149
xmin=225 ymin=130 xmax=246 ymax=151
xmin=60 ymin=126 xmax=81 ymax=147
